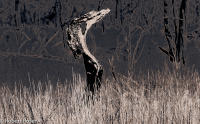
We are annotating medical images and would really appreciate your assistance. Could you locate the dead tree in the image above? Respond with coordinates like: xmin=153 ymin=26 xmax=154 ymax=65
xmin=159 ymin=0 xmax=187 ymax=69
xmin=63 ymin=9 xmax=110 ymax=92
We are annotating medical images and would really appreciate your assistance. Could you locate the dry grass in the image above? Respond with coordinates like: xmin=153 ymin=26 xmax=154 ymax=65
xmin=0 ymin=69 xmax=200 ymax=124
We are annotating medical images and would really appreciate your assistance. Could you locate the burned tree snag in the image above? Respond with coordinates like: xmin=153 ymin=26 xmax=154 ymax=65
xmin=82 ymin=53 xmax=103 ymax=92
xmin=63 ymin=9 xmax=110 ymax=92
xmin=159 ymin=0 xmax=187 ymax=68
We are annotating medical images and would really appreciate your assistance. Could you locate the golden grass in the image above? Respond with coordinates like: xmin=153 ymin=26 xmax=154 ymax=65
xmin=0 ymin=69 xmax=200 ymax=124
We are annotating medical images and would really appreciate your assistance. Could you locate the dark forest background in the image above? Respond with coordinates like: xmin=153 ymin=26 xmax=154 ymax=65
xmin=0 ymin=0 xmax=200 ymax=84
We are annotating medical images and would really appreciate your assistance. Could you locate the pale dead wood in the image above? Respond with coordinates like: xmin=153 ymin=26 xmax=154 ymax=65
xmin=63 ymin=9 xmax=110 ymax=92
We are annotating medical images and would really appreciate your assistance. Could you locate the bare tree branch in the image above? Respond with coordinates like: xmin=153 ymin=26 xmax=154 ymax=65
xmin=0 ymin=51 xmax=72 ymax=63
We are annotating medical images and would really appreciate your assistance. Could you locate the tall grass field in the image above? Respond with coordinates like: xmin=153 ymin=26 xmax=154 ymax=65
xmin=0 ymin=69 xmax=200 ymax=124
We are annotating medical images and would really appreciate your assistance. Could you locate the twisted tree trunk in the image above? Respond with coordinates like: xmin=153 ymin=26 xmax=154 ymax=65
xmin=63 ymin=9 xmax=110 ymax=92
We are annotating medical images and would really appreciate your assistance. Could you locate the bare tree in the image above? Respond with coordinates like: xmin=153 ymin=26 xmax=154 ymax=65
xmin=159 ymin=0 xmax=187 ymax=69
xmin=109 ymin=0 xmax=156 ymax=78
xmin=0 ymin=0 xmax=72 ymax=64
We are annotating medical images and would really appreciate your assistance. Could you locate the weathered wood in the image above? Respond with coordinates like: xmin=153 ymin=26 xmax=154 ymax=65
xmin=64 ymin=9 xmax=110 ymax=92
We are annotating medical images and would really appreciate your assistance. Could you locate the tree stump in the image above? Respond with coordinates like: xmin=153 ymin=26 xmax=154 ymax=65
xmin=63 ymin=9 xmax=110 ymax=92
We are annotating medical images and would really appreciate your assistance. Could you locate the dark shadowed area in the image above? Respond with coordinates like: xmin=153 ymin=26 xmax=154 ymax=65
xmin=0 ymin=0 xmax=200 ymax=85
